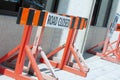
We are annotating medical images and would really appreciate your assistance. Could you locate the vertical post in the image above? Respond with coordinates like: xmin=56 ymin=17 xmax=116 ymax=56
xmin=115 ymin=33 xmax=120 ymax=59
xmin=28 ymin=27 xmax=45 ymax=75
xmin=25 ymin=46 xmax=44 ymax=80
xmin=15 ymin=25 xmax=32 ymax=75
xmin=59 ymin=29 xmax=75 ymax=69
xmin=102 ymin=37 xmax=109 ymax=54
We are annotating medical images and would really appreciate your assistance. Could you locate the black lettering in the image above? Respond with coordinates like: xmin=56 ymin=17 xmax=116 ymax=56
xmin=52 ymin=16 xmax=58 ymax=25
xmin=58 ymin=18 xmax=70 ymax=27
xmin=47 ymin=15 xmax=52 ymax=25
xmin=47 ymin=15 xmax=58 ymax=25
xmin=58 ymin=18 xmax=62 ymax=26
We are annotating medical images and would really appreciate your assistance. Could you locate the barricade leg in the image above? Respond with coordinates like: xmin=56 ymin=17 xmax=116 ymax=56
xmin=97 ymin=33 xmax=120 ymax=63
xmin=25 ymin=45 xmax=58 ymax=80
xmin=0 ymin=25 xmax=38 ymax=80
xmin=0 ymin=45 xmax=20 ymax=63
xmin=40 ymin=29 xmax=89 ymax=77
xmin=87 ymin=32 xmax=120 ymax=64
xmin=87 ymin=14 xmax=120 ymax=64
xmin=26 ymin=27 xmax=58 ymax=79
xmin=15 ymin=25 xmax=32 ymax=75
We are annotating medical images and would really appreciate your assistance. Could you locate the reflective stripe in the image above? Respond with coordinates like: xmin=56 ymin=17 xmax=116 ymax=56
xmin=42 ymin=12 xmax=48 ymax=27
xmin=70 ymin=17 xmax=76 ymax=28
xmin=27 ymin=9 xmax=35 ymax=25
xmin=20 ymin=8 xmax=29 ymax=25
xmin=38 ymin=12 xmax=45 ymax=26
xmin=83 ymin=19 xmax=87 ymax=29
xmin=80 ymin=18 xmax=85 ymax=29
xmin=77 ymin=18 xmax=82 ymax=29
xmin=74 ymin=17 xmax=79 ymax=29
xmin=32 ymin=10 xmax=41 ymax=26
xmin=17 ymin=7 xmax=88 ymax=29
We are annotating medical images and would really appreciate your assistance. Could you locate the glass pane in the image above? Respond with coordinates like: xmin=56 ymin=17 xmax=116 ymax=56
xmin=22 ymin=0 xmax=47 ymax=10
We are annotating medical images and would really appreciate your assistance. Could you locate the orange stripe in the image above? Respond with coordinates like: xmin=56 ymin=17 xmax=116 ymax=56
xmin=69 ymin=16 xmax=74 ymax=28
xmin=80 ymin=18 xmax=85 ymax=29
xmin=83 ymin=20 xmax=87 ymax=28
xmin=117 ymin=24 xmax=120 ymax=27
xmin=62 ymin=14 xmax=66 ymax=16
xmin=116 ymin=24 xmax=120 ymax=31
xmin=32 ymin=10 xmax=41 ymax=26
xmin=20 ymin=8 xmax=29 ymax=25
xmin=42 ymin=12 xmax=49 ymax=27
xmin=74 ymin=17 xmax=79 ymax=29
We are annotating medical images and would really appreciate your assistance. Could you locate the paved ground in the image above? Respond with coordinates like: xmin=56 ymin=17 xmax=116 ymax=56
xmin=0 ymin=53 xmax=120 ymax=80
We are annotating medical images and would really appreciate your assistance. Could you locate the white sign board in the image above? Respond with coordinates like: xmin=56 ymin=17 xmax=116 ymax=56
xmin=45 ymin=13 xmax=71 ymax=28
xmin=108 ymin=13 xmax=120 ymax=38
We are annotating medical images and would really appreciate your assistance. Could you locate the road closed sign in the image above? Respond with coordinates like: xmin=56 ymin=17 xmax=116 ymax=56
xmin=17 ymin=7 xmax=88 ymax=29
xmin=45 ymin=13 xmax=71 ymax=28
xmin=108 ymin=13 xmax=120 ymax=38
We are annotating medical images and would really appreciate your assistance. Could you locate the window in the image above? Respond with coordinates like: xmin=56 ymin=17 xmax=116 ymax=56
xmin=22 ymin=0 xmax=47 ymax=10
xmin=91 ymin=0 xmax=113 ymax=27
xmin=91 ymin=0 xmax=102 ymax=26
xmin=0 ymin=0 xmax=20 ymax=16
xmin=103 ymin=0 xmax=113 ymax=27
xmin=0 ymin=0 xmax=47 ymax=16
xmin=51 ymin=0 xmax=59 ymax=12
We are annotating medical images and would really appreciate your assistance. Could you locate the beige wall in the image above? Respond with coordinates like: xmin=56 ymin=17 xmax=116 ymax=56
xmin=0 ymin=15 xmax=63 ymax=57
xmin=84 ymin=26 xmax=107 ymax=51
xmin=1 ymin=0 xmax=119 ymax=59
xmin=0 ymin=0 xmax=95 ymax=58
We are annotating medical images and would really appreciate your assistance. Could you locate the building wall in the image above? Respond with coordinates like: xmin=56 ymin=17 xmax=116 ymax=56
xmin=0 ymin=15 xmax=37 ymax=57
xmin=54 ymin=0 xmax=95 ymax=58
xmin=0 ymin=0 xmax=95 ymax=58
xmin=117 ymin=0 xmax=120 ymax=23
xmin=0 ymin=0 xmax=64 ymax=57
xmin=52 ymin=0 xmax=119 ymax=58
xmin=0 ymin=0 xmax=119 ymax=59
xmin=96 ymin=0 xmax=109 ymax=27
xmin=85 ymin=26 xmax=107 ymax=50
xmin=84 ymin=0 xmax=119 ymax=52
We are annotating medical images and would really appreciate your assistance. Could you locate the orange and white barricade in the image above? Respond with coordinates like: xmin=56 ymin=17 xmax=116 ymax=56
xmin=87 ymin=13 xmax=120 ymax=64
xmin=0 ymin=7 xmax=89 ymax=80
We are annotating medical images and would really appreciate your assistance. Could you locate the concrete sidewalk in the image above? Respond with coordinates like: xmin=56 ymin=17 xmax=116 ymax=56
xmin=0 ymin=54 xmax=120 ymax=80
